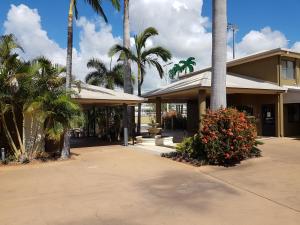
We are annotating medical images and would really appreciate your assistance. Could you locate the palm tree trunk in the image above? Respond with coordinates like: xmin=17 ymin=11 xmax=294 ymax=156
xmin=61 ymin=129 xmax=71 ymax=159
xmin=211 ymin=0 xmax=227 ymax=110
xmin=61 ymin=0 xmax=74 ymax=159
xmin=1 ymin=112 xmax=19 ymax=159
xmin=123 ymin=0 xmax=134 ymax=139
xmin=11 ymin=106 xmax=26 ymax=157
xmin=137 ymin=66 xmax=142 ymax=134
xmin=66 ymin=0 xmax=74 ymax=90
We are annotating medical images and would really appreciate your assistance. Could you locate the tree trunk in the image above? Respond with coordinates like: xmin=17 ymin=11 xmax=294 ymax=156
xmin=11 ymin=106 xmax=26 ymax=157
xmin=137 ymin=83 xmax=142 ymax=135
xmin=0 ymin=112 xmax=19 ymax=159
xmin=61 ymin=0 xmax=74 ymax=159
xmin=61 ymin=130 xmax=70 ymax=159
xmin=123 ymin=0 xmax=134 ymax=139
xmin=66 ymin=0 xmax=74 ymax=90
xmin=211 ymin=0 xmax=227 ymax=110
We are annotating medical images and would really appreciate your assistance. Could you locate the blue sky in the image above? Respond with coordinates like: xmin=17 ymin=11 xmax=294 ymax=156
xmin=1 ymin=0 xmax=299 ymax=48
xmin=1 ymin=0 xmax=299 ymax=90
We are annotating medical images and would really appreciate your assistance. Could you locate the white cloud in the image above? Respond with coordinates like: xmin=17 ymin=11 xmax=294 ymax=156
xmin=292 ymin=42 xmax=300 ymax=51
xmin=3 ymin=4 xmax=120 ymax=81
xmin=234 ymin=27 xmax=289 ymax=57
xmin=4 ymin=4 xmax=66 ymax=64
xmin=74 ymin=17 xmax=121 ymax=79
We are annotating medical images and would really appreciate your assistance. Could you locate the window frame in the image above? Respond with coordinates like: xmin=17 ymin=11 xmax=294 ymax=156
xmin=281 ymin=59 xmax=296 ymax=80
xmin=287 ymin=104 xmax=300 ymax=123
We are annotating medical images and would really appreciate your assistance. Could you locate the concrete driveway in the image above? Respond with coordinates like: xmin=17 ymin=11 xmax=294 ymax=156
xmin=0 ymin=138 xmax=299 ymax=225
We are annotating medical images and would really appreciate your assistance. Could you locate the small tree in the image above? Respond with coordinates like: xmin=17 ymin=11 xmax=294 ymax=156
xmin=0 ymin=34 xmax=31 ymax=160
xmin=29 ymin=58 xmax=82 ymax=157
xmin=110 ymin=27 xmax=172 ymax=134
xmin=179 ymin=57 xmax=196 ymax=74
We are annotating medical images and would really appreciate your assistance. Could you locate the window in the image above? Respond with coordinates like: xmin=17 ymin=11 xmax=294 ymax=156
xmin=281 ymin=60 xmax=295 ymax=80
xmin=235 ymin=105 xmax=254 ymax=116
xmin=287 ymin=104 xmax=300 ymax=122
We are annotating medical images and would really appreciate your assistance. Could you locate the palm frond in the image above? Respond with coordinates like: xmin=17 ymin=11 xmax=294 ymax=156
xmin=84 ymin=0 xmax=108 ymax=22
xmin=109 ymin=44 xmax=138 ymax=62
xmin=74 ymin=0 xmax=79 ymax=19
xmin=85 ymin=71 xmax=105 ymax=85
xmin=87 ymin=58 xmax=107 ymax=74
xmin=148 ymin=59 xmax=164 ymax=79
xmin=110 ymin=0 xmax=121 ymax=11
xmin=136 ymin=27 xmax=158 ymax=50
xmin=141 ymin=47 xmax=172 ymax=62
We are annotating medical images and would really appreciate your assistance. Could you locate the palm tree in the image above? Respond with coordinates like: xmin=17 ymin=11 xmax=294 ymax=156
xmin=179 ymin=57 xmax=196 ymax=74
xmin=211 ymin=0 xmax=227 ymax=110
xmin=110 ymin=27 xmax=172 ymax=134
xmin=169 ymin=63 xmax=183 ymax=80
xmin=123 ymin=0 xmax=132 ymax=94
xmin=29 ymin=58 xmax=81 ymax=155
xmin=123 ymin=0 xmax=133 ymax=143
xmin=0 ymin=34 xmax=31 ymax=160
xmin=64 ymin=0 xmax=120 ymax=158
xmin=85 ymin=58 xmax=124 ymax=90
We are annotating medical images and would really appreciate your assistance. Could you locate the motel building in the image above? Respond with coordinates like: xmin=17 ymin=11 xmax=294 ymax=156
xmin=144 ymin=48 xmax=300 ymax=137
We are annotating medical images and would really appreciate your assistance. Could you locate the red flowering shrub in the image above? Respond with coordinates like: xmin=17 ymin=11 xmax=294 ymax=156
xmin=174 ymin=108 xmax=261 ymax=166
xmin=200 ymin=108 xmax=259 ymax=165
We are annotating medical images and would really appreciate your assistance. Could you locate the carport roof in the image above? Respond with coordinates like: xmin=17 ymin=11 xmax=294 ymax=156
xmin=143 ymin=71 xmax=287 ymax=99
xmin=72 ymin=83 xmax=146 ymax=105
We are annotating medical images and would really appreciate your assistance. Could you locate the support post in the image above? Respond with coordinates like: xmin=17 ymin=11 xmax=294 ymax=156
xmin=198 ymin=90 xmax=206 ymax=131
xmin=156 ymin=97 xmax=162 ymax=127
xmin=276 ymin=93 xmax=284 ymax=137
xmin=123 ymin=104 xmax=128 ymax=146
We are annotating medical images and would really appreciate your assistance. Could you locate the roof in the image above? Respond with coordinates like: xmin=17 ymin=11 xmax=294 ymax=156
xmin=181 ymin=48 xmax=300 ymax=79
xmin=143 ymin=71 xmax=287 ymax=98
xmin=283 ymin=85 xmax=300 ymax=92
xmin=227 ymin=48 xmax=300 ymax=67
xmin=72 ymin=83 xmax=146 ymax=105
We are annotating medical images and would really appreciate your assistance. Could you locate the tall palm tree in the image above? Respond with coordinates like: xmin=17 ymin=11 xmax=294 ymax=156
xmin=85 ymin=58 xmax=124 ymax=90
xmin=123 ymin=0 xmax=133 ymax=143
xmin=110 ymin=27 xmax=172 ymax=134
xmin=179 ymin=57 xmax=196 ymax=74
xmin=211 ymin=0 xmax=227 ymax=110
xmin=123 ymin=0 xmax=132 ymax=94
xmin=64 ymin=0 xmax=120 ymax=158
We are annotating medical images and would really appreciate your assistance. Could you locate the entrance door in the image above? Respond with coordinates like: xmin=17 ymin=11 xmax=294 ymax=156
xmin=261 ymin=104 xmax=276 ymax=136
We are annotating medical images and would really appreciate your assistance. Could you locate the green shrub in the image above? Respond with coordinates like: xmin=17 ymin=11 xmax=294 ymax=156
xmin=172 ymin=108 xmax=262 ymax=166
xmin=176 ymin=134 xmax=206 ymax=160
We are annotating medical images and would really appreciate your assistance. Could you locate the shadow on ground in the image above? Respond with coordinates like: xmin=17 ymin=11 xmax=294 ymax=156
xmin=137 ymin=170 xmax=239 ymax=211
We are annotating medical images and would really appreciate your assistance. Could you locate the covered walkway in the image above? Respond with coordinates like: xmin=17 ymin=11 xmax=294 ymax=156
xmin=71 ymin=83 xmax=145 ymax=146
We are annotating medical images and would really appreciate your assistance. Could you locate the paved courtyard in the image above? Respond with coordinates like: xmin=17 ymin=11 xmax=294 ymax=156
xmin=0 ymin=138 xmax=300 ymax=225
